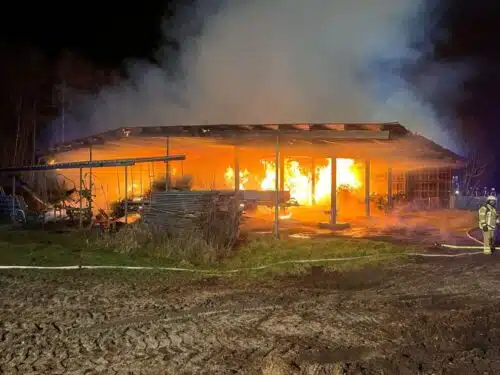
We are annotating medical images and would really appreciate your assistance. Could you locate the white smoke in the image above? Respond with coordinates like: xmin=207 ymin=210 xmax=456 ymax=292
xmin=51 ymin=0 xmax=468 ymax=154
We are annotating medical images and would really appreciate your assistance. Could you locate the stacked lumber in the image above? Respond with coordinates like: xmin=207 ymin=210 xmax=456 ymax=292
xmin=142 ymin=191 xmax=241 ymax=249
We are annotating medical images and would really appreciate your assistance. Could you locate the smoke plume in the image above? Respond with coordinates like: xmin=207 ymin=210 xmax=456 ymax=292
xmin=49 ymin=0 xmax=468 ymax=154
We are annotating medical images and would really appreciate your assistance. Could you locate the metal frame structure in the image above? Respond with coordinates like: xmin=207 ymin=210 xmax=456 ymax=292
xmin=0 ymin=155 xmax=186 ymax=227
xmin=36 ymin=122 xmax=465 ymax=239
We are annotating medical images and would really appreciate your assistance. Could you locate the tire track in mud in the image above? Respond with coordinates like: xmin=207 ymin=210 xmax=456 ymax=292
xmin=0 ymin=291 xmax=478 ymax=375
xmin=89 ymin=300 xmax=386 ymax=373
xmin=4 ymin=267 xmax=495 ymax=374
xmin=0 ymin=297 xmax=388 ymax=374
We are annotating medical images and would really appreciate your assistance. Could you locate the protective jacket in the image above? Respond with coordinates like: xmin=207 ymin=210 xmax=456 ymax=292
xmin=479 ymin=203 xmax=499 ymax=230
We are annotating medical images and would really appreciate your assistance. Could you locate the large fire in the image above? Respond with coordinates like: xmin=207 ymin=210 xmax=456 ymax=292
xmin=224 ymin=167 xmax=249 ymax=190
xmin=47 ymin=141 xmax=362 ymax=212
xmin=224 ymin=158 xmax=361 ymax=206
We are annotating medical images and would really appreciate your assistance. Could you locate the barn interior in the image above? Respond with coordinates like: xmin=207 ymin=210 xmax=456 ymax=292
xmin=31 ymin=123 xmax=464 ymax=231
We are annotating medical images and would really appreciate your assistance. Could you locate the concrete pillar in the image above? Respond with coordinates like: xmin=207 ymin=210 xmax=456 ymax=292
xmin=365 ymin=160 xmax=371 ymax=217
xmin=234 ymin=146 xmax=240 ymax=192
xmin=387 ymin=165 xmax=393 ymax=210
xmin=330 ymin=158 xmax=337 ymax=224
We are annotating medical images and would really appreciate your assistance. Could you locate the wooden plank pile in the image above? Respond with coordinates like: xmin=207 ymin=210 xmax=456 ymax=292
xmin=142 ymin=191 xmax=242 ymax=249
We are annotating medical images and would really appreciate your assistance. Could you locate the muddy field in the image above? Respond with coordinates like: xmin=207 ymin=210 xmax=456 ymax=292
xmin=1 ymin=254 xmax=500 ymax=375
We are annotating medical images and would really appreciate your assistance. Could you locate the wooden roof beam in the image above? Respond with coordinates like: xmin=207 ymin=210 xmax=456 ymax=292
xmin=291 ymin=124 xmax=310 ymax=131
xmin=319 ymin=123 xmax=345 ymax=131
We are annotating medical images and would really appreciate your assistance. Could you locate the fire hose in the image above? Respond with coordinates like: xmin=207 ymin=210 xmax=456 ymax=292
xmin=0 ymin=249 xmax=485 ymax=274
xmin=0 ymin=227 xmax=489 ymax=274
xmin=434 ymin=227 xmax=490 ymax=250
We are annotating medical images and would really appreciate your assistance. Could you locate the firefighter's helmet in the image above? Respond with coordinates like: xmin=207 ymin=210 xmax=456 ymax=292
xmin=486 ymin=195 xmax=497 ymax=207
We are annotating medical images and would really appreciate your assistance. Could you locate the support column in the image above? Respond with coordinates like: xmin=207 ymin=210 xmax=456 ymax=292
xmin=234 ymin=146 xmax=240 ymax=191
xmin=387 ymin=164 xmax=393 ymax=210
xmin=11 ymin=175 xmax=15 ymax=223
xmin=311 ymin=158 xmax=316 ymax=205
xmin=79 ymin=168 xmax=83 ymax=228
xmin=365 ymin=160 xmax=371 ymax=217
xmin=274 ymin=136 xmax=280 ymax=239
xmin=165 ymin=137 xmax=171 ymax=191
xmin=330 ymin=158 xmax=337 ymax=225
xmin=124 ymin=165 xmax=128 ymax=224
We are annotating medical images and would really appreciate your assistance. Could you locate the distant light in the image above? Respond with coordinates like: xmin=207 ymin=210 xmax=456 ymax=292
xmin=455 ymin=190 xmax=459 ymax=195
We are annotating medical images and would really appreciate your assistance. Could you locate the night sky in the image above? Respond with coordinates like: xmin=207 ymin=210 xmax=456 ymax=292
xmin=1 ymin=0 xmax=500 ymax=184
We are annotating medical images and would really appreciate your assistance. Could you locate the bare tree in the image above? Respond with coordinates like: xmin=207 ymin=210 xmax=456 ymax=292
xmin=0 ymin=47 xmax=120 ymax=172
xmin=461 ymin=148 xmax=489 ymax=196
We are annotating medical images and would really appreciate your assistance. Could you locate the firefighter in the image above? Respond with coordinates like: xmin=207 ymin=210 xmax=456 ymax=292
xmin=479 ymin=195 xmax=500 ymax=254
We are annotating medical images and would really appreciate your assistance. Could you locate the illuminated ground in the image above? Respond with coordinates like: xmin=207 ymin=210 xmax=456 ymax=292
xmin=244 ymin=208 xmax=478 ymax=246
xmin=1 ymin=256 xmax=500 ymax=375
xmin=0 ymin=209 xmax=498 ymax=374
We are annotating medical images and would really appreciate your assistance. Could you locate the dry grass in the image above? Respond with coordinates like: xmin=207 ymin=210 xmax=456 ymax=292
xmin=88 ymin=221 xmax=234 ymax=265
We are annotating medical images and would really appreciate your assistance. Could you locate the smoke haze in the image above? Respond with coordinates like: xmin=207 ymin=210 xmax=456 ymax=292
xmin=51 ymin=0 xmax=468 ymax=154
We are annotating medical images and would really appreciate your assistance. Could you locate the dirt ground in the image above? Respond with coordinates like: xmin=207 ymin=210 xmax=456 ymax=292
xmin=2 ymin=252 xmax=500 ymax=375
xmin=245 ymin=209 xmax=480 ymax=246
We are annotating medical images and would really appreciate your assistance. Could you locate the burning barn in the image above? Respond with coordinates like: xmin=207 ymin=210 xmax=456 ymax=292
xmin=33 ymin=122 xmax=464 ymax=230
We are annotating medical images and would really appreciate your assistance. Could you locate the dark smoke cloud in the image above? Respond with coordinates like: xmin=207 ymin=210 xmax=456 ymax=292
xmin=47 ymin=0 xmax=470 ymax=154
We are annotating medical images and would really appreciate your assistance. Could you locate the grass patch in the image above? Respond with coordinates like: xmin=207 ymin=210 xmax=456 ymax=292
xmin=222 ymin=234 xmax=414 ymax=277
xmin=0 ymin=226 xmax=415 ymax=276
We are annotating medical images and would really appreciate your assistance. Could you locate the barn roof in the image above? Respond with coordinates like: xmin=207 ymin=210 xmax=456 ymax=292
xmin=40 ymin=122 xmax=465 ymax=170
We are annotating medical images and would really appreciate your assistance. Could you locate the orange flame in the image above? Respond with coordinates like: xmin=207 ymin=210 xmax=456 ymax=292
xmin=315 ymin=158 xmax=360 ymax=204
xmin=224 ymin=158 xmax=360 ymax=206
xmin=224 ymin=166 xmax=249 ymax=190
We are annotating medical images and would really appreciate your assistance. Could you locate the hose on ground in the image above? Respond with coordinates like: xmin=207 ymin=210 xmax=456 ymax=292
xmin=436 ymin=227 xmax=486 ymax=250
xmin=0 ymin=250 xmax=484 ymax=274
xmin=0 ymin=227 xmax=490 ymax=274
